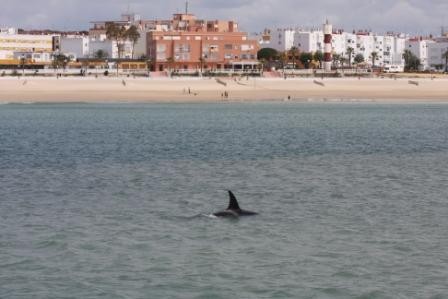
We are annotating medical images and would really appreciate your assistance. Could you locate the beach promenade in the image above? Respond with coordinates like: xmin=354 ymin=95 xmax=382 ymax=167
xmin=1 ymin=76 xmax=447 ymax=103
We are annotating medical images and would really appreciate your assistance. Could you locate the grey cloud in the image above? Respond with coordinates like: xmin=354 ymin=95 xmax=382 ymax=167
xmin=0 ymin=0 xmax=446 ymax=35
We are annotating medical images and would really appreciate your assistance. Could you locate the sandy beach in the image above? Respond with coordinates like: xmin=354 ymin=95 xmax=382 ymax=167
xmin=1 ymin=76 xmax=447 ymax=103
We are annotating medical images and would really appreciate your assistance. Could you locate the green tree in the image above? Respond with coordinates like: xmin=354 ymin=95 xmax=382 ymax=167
xmin=313 ymin=51 xmax=323 ymax=67
xmin=106 ymin=22 xmax=126 ymax=75
xmin=354 ymin=53 xmax=365 ymax=64
xmin=19 ymin=55 xmax=26 ymax=75
xmin=288 ymin=47 xmax=300 ymax=69
xmin=370 ymin=51 xmax=378 ymax=67
xmin=279 ymin=51 xmax=288 ymax=71
xmin=299 ymin=52 xmax=313 ymax=69
xmin=332 ymin=53 xmax=341 ymax=68
xmin=146 ymin=58 xmax=154 ymax=74
xmin=106 ymin=23 xmax=126 ymax=58
xmin=257 ymin=48 xmax=278 ymax=61
xmin=52 ymin=54 xmax=70 ymax=70
xmin=94 ymin=49 xmax=108 ymax=59
xmin=346 ymin=47 xmax=354 ymax=67
xmin=403 ymin=50 xmax=421 ymax=72
xmin=125 ymin=25 xmax=140 ymax=59
xmin=339 ymin=56 xmax=347 ymax=67
xmin=166 ymin=57 xmax=175 ymax=73
xmin=199 ymin=57 xmax=205 ymax=73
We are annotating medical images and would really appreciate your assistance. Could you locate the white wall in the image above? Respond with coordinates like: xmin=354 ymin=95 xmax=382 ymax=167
xmin=132 ymin=31 xmax=147 ymax=58
xmin=0 ymin=33 xmax=54 ymax=59
xmin=60 ymin=37 xmax=89 ymax=58
xmin=89 ymin=40 xmax=133 ymax=59
xmin=13 ymin=51 xmax=52 ymax=62
xmin=294 ymin=30 xmax=324 ymax=53
xmin=405 ymin=39 xmax=434 ymax=70
xmin=89 ymin=40 xmax=114 ymax=58
xmin=428 ymin=41 xmax=448 ymax=70
xmin=269 ymin=28 xmax=295 ymax=51
xmin=260 ymin=25 xmax=407 ymax=70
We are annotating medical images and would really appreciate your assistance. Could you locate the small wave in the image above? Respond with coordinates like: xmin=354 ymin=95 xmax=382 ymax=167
xmin=202 ymin=214 xmax=218 ymax=219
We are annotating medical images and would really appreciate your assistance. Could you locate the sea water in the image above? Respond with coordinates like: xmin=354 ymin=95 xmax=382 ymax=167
xmin=1 ymin=102 xmax=448 ymax=298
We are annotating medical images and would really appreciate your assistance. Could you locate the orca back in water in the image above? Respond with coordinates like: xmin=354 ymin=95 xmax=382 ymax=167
xmin=213 ymin=191 xmax=258 ymax=217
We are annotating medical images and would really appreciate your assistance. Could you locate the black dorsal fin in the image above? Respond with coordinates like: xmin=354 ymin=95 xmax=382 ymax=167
xmin=227 ymin=191 xmax=241 ymax=210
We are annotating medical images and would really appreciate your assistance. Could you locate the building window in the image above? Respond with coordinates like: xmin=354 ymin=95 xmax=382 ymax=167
xmin=224 ymin=44 xmax=233 ymax=50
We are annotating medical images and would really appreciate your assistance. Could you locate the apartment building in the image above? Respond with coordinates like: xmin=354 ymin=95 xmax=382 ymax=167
xmin=0 ymin=30 xmax=55 ymax=60
xmin=405 ymin=37 xmax=434 ymax=70
xmin=427 ymin=37 xmax=448 ymax=71
xmin=261 ymin=26 xmax=406 ymax=69
xmin=269 ymin=28 xmax=296 ymax=52
xmin=295 ymin=30 xmax=324 ymax=53
xmin=147 ymin=13 xmax=259 ymax=71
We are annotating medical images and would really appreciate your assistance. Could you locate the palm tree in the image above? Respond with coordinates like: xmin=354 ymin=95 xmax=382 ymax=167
xmin=106 ymin=23 xmax=126 ymax=75
xmin=371 ymin=51 xmax=378 ymax=67
xmin=106 ymin=23 xmax=126 ymax=58
xmin=354 ymin=53 xmax=365 ymax=64
xmin=346 ymin=47 xmax=354 ymax=68
xmin=299 ymin=52 xmax=313 ymax=69
xmin=146 ymin=58 xmax=155 ymax=76
xmin=332 ymin=53 xmax=341 ymax=68
xmin=403 ymin=50 xmax=421 ymax=72
xmin=199 ymin=57 xmax=205 ymax=73
xmin=19 ymin=55 xmax=26 ymax=76
xmin=94 ymin=49 xmax=108 ymax=60
xmin=279 ymin=51 xmax=288 ymax=71
xmin=313 ymin=51 xmax=323 ymax=68
xmin=166 ymin=57 xmax=174 ymax=74
xmin=443 ymin=49 xmax=448 ymax=72
xmin=52 ymin=54 xmax=69 ymax=72
xmin=125 ymin=25 xmax=140 ymax=59
xmin=289 ymin=47 xmax=299 ymax=69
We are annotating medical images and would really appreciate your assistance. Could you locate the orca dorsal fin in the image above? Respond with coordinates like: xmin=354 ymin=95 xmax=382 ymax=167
xmin=227 ymin=191 xmax=241 ymax=210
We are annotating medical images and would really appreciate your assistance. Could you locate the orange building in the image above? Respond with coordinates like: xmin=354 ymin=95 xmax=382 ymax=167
xmin=147 ymin=13 xmax=259 ymax=72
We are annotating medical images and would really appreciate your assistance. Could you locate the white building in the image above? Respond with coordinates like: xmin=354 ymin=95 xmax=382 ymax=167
xmin=268 ymin=28 xmax=296 ymax=52
xmin=295 ymin=30 xmax=324 ymax=53
xmin=59 ymin=35 xmax=137 ymax=59
xmin=13 ymin=51 xmax=52 ymax=63
xmin=0 ymin=27 xmax=17 ymax=35
xmin=60 ymin=36 xmax=89 ymax=58
xmin=89 ymin=39 xmax=134 ymax=59
xmin=259 ymin=25 xmax=406 ymax=70
xmin=0 ymin=30 xmax=55 ymax=60
xmin=427 ymin=38 xmax=448 ymax=71
xmin=405 ymin=38 xmax=434 ymax=70
xmin=383 ymin=34 xmax=406 ymax=66
xmin=132 ymin=33 xmax=147 ymax=59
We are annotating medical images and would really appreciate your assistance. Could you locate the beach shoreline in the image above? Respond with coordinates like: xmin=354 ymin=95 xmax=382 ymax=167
xmin=1 ymin=76 xmax=447 ymax=103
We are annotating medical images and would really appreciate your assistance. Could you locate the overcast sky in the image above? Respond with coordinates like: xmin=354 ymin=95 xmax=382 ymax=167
xmin=1 ymin=0 xmax=447 ymax=35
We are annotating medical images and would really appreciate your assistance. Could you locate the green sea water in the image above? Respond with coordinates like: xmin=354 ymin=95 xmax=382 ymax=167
xmin=1 ymin=102 xmax=448 ymax=298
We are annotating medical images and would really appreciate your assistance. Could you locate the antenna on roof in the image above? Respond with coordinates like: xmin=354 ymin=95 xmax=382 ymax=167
xmin=185 ymin=1 xmax=189 ymax=14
